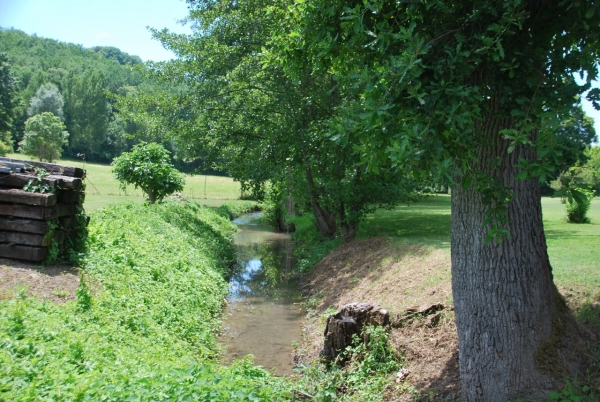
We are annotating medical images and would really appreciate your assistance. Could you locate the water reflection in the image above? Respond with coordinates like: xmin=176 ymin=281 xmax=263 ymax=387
xmin=221 ymin=213 xmax=303 ymax=375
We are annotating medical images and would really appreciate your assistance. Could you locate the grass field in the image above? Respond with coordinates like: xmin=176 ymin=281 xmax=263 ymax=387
xmin=358 ymin=194 xmax=600 ymax=289
xmin=6 ymin=153 xmax=243 ymax=210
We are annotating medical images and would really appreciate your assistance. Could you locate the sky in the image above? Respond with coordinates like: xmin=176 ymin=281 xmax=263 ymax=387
xmin=0 ymin=0 xmax=192 ymax=62
xmin=0 ymin=0 xmax=599 ymax=137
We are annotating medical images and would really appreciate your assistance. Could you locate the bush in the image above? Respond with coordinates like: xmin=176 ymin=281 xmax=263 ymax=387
xmin=112 ymin=142 xmax=185 ymax=203
xmin=566 ymin=189 xmax=594 ymax=223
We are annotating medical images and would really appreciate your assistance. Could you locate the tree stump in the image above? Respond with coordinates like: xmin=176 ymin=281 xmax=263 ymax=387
xmin=320 ymin=302 xmax=389 ymax=363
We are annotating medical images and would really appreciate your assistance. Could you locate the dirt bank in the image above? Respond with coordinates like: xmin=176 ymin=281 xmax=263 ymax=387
xmin=296 ymin=237 xmax=600 ymax=400
xmin=0 ymin=258 xmax=79 ymax=303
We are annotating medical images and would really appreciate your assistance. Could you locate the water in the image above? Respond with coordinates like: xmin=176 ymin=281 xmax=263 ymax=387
xmin=220 ymin=212 xmax=304 ymax=375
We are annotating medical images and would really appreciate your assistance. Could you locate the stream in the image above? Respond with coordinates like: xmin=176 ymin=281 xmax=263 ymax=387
xmin=220 ymin=212 xmax=304 ymax=375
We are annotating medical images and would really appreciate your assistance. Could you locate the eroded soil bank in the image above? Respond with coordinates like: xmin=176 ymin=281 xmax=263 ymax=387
xmin=294 ymin=237 xmax=600 ymax=400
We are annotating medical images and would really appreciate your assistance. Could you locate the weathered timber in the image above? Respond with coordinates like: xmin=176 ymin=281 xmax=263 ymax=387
xmin=0 ymin=166 xmax=21 ymax=174
xmin=0 ymin=157 xmax=85 ymax=178
xmin=0 ymin=188 xmax=57 ymax=206
xmin=0 ymin=217 xmax=51 ymax=234
xmin=57 ymin=203 xmax=78 ymax=217
xmin=57 ymin=190 xmax=83 ymax=204
xmin=46 ymin=175 xmax=82 ymax=191
xmin=0 ymin=243 xmax=48 ymax=262
xmin=320 ymin=303 xmax=389 ymax=363
xmin=0 ymin=204 xmax=57 ymax=220
xmin=0 ymin=172 xmax=62 ymax=190
xmin=0 ymin=230 xmax=64 ymax=247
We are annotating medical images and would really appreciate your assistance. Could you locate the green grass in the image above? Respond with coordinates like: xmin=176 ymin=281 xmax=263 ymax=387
xmin=297 ymin=194 xmax=600 ymax=289
xmin=0 ymin=201 xmax=290 ymax=400
xmin=6 ymin=153 xmax=243 ymax=210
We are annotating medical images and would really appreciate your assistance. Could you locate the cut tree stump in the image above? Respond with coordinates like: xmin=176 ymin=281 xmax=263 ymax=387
xmin=320 ymin=302 xmax=389 ymax=363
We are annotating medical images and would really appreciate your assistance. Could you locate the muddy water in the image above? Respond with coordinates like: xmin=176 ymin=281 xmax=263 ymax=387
xmin=220 ymin=212 xmax=304 ymax=375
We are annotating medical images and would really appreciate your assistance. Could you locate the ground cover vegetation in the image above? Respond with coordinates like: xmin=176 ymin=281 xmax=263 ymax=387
xmin=120 ymin=0 xmax=600 ymax=399
xmin=0 ymin=200 xmax=291 ymax=400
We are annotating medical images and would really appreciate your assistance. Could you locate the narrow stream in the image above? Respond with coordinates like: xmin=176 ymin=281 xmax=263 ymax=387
xmin=220 ymin=212 xmax=304 ymax=375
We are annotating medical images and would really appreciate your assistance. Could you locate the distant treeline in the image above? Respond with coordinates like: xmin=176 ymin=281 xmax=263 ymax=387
xmin=0 ymin=28 xmax=200 ymax=167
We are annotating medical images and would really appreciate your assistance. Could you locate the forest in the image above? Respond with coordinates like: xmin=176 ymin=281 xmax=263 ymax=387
xmin=0 ymin=27 xmax=155 ymax=163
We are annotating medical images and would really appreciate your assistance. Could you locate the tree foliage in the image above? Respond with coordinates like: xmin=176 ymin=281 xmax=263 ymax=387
xmin=123 ymin=0 xmax=419 ymax=238
xmin=112 ymin=142 xmax=185 ymax=203
xmin=0 ymin=28 xmax=158 ymax=162
xmin=62 ymin=70 xmax=110 ymax=159
xmin=19 ymin=112 xmax=69 ymax=162
xmin=27 ymin=82 xmax=64 ymax=119
xmin=0 ymin=52 xmax=17 ymax=154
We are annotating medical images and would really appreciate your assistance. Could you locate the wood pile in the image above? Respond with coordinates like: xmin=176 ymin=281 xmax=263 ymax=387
xmin=0 ymin=157 xmax=86 ymax=262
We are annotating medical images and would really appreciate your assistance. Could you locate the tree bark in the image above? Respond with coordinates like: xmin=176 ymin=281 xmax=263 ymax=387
xmin=451 ymin=111 xmax=582 ymax=400
xmin=305 ymin=165 xmax=336 ymax=237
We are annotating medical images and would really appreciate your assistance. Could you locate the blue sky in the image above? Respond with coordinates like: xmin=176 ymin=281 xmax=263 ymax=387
xmin=0 ymin=0 xmax=191 ymax=62
xmin=0 ymin=0 xmax=598 ymax=137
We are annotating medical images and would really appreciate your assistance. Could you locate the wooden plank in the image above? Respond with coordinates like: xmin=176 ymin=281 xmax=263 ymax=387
xmin=47 ymin=175 xmax=82 ymax=191
xmin=0 ymin=204 xmax=57 ymax=220
xmin=57 ymin=203 xmax=78 ymax=217
xmin=0 ymin=231 xmax=50 ymax=247
xmin=0 ymin=172 xmax=63 ymax=190
xmin=0 ymin=157 xmax=85 ymax=178
xmin=0 ymin=188 xmax=56 ymax=206
xmin=57 ymin=190 xmax=83 ymax=204
xmin=0 ymin=243 xmax=47 ymax=262
xmin=0 ymin=217 xmax=51 ymax=234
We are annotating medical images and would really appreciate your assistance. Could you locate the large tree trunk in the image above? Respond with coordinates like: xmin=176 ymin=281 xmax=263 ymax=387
xmin=451 ymin=114 xmax=584 ymax=400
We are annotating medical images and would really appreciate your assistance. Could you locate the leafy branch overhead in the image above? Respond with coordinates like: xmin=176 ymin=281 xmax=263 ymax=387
xmin=111 ymin=142 xmax=185 ymax=204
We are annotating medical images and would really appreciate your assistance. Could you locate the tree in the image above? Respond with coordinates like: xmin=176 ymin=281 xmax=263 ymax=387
xmin=123 ymin=0 xmax=417 ymax=239
xmin=542 ymin=103 xmax=598 ymax=181
xmin=112 ymin=142 xmax=185 ymax=203
xmin=291 ymin=0 xmax=599 ymax=399
xmin=0 ymin=53 xmax=17 ymax=154
xmin=581 ymin=146 xmax=600 ymax=194
xmin=19 ymin=112 xmax=69 ymax=162
xmin=27 ymin=83 xmax=64 ymax=119
xmin=62 ymin=70 xmax=110 ymax=160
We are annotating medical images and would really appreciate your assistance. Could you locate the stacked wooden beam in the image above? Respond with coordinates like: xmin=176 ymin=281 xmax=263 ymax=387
xmin=0 ymin=157 xmax=86 ymax=262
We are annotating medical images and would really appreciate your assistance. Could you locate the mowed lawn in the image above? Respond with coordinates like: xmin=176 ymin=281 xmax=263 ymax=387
xmin=360 ymin=194 xmax=600 ymax=290
xmin=6 ymin=153 xmax=244 ymax=210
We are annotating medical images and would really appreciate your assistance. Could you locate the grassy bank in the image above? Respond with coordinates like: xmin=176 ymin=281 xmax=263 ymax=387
xmin=289 ymin=195 xmax=600 ymax=400
xmin=0 ymin=201 xmax=289 ymax=400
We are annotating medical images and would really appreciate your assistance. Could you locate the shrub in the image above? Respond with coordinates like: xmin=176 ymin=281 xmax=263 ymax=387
xmin=566 ymin=189 xmax=594 ymax=223
xmin=112 ymin=142 xmax=185 ymax=203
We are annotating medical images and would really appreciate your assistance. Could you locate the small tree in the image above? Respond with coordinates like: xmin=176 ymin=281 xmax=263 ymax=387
xmin=19 ymin=112 xmax=69 ymax=162
xmin=112 ymin=142 xmax=185 ymax=203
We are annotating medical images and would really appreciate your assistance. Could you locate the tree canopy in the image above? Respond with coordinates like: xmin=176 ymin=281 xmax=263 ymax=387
xmin=19 ymin=112 xmax=69 ymax=162
xmin=112 ymin=142 xmax=185 ymax=204
xmin=27 ymin=82 xmax=64 ymax=119
xmin=0 ymin=28 xmax=160 ymax=162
